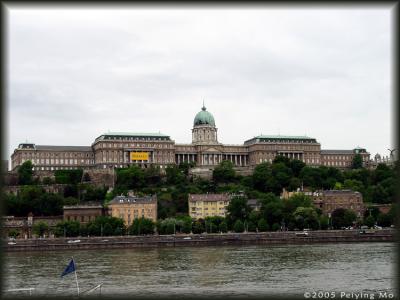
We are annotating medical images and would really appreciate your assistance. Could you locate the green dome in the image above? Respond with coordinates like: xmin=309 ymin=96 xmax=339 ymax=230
xmin=193 ymin=105 xmax=215 ymax=126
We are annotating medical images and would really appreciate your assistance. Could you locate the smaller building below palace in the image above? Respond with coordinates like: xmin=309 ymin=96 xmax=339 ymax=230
xmin=189 ymin=193 xmax=231 ymax=219
xmin=63 ymin=204 xmax=104 ymax=224
xmin=108 ymin=195 xmax=158 ymax=226
xmin=312 ymin=190 xmax=365 ymax=218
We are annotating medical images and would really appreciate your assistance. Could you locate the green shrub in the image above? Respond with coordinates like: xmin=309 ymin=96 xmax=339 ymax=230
xmin=233 ymin=220 xmax=244 ymax=233
xmin=257 ymin=219 xmax=269 ymax=232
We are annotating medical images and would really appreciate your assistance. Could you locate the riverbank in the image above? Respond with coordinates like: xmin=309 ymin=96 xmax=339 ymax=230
xmin=4 ymin=229 xmax=395 ymax=252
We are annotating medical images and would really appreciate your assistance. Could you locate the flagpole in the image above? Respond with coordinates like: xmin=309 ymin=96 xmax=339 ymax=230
xmin=72 ymin=257 xmax=80 ymax=297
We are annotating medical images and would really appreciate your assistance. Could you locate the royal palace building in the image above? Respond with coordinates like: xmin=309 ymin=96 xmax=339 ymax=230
xmin=11 ymin=105 xmax=370 ymax=171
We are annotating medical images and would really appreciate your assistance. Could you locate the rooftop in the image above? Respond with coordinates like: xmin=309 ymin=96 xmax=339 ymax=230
xmin=36 ymin=145 xmax=92 ymax=151
xmin=321 ymin=150 xmax=355 ymax=155
xmin=193 ymin=105 xmax=216 ymax=127
xmin=244 ymin=135 xmax=318 ymax=144
xmin=256 ymin=135 xmax=315 ymax=140
xmin=101 ymin=132 xmax=169 ymax=137
xmin=94 ymin=132 xmax=171 ymax=142
xmin=189 ymin=194 xmax=231 ymax=202
xmin=63 ymin=204 xmax=103 ymax=209
xmin=322 ymin=190 xmax=361 ymax=195
xmin=108 ymin=195 xmax=157 ymax=205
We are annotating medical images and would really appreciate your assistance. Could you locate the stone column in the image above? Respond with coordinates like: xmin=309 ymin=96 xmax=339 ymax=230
xmin=239 ymin=155 xmax=242 ymax=166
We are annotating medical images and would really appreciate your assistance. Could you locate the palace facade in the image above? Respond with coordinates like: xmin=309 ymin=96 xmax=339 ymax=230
xmin=11 ymin=105 xmax=370 ymax=171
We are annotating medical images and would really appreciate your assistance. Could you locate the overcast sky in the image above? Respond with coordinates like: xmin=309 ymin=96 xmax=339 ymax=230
xmin=6 ymin=5 xmax=394 ymax=164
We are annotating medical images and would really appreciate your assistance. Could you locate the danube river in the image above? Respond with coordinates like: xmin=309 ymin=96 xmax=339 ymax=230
xmin=3 ymin=242 xmax=395 ymax=297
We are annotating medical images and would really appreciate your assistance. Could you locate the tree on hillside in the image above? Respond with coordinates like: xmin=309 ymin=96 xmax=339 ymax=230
xmin=178 ymin=161 xmax=196 ymax=176
xmin=327 ymin=167 xmax=344 ymax=183
xmin=54 ymin=220 xmax=81 ymax=237
xmin=144 ymin=166 xmax=162 ymax=186
xmin=83 ymin=172 xmax=91 ymax=182
xmin=233 ymin=220 xmax=245 ymax=232
xmin=226 ymin=196 xmax=252 ymax=225
xmin=86 ymin=216 xmax=125 ymax=236
xmin=351 ymin=154 xmax=363 ymax=169
xmin=287 ymin=177 xmax=301 ymax=191
xmin=252 ymin=163 xmax=276 ymax=193
xmin=343 ymin=179 xmax=364 ymax=193
xmin=213 ymin=160 xmax=236 ymax=183
xmin=289 ymin=159 xmax=306 ymax=177
xmin=282 ymin=193 xmax=313 ymax=229
xmin=299 ymin=166 xmax=323 ymax=190
xmin=273 ymin=155 xmax=290 ymax=166
xmin=165 ymin=165 xmax=186 ymax=185
xmin=36 ymin=193 xmax=64 ymax=216
xmin=116 ymin=165 xmax=145 ymax=190
xmin=271 ymin=162 xmax=293 ymax=192
xmin=331 ymin=208 xmax=357 ymax=229
xmin=364 ymin=215 xmax=375 ymax=228
xmin=54 ymin=169 xmax=83 ymax=185
xmin=17 ymin=160 xmax=33 ymax=185
xmin=257 ymin=218 xmax=269 ymax=232
xmin=377 ymin=213 xmax=392 ymax=227
xmin=259 ymin=193 xmax=284 ymax=228
xmin=32 ymin=221 xmax=49 ymax=237
xmin=293 ymin=207 xmax=319 ymax=230
xmin=129 ymin=217 xmax=155 ymax=235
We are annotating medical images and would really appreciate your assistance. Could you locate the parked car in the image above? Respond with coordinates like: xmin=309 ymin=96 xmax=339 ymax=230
xmin=295 ymin=231 xmax=309 ymax=237
xmin=359 ymin=226 xmax=375 ymax=234
xmin=67 ymin=240 xmax=81 ymax=244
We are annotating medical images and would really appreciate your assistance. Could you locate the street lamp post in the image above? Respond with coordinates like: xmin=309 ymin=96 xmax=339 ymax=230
xmin=328 ymin=213 xmax=331 ymax=230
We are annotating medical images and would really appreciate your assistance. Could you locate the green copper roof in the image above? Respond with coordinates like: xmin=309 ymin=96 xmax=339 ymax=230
xmin=95 ymin=132 xmax=171 ymax=142
xmin=102 ymin=132 xmax=169 ymax=137
xmin=244 ymin=135 xmax=318 ymax=145
xmin=193 ymin=105 xmax=216 ymax=127
xmin=255 ymin=135 xmax=314 ymax=140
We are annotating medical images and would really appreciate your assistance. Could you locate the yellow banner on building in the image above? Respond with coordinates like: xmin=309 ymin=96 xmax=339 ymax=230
xmin=130 ymin=152 xmax=149 ymax=161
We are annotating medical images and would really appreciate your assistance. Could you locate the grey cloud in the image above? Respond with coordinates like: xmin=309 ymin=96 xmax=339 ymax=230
xmin=6 ymin=7 xmax=392 ymax=161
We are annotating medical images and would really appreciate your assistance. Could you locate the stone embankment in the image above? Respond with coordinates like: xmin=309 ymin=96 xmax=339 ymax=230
xmin=4 ymin=229 xmax=395 ymax=252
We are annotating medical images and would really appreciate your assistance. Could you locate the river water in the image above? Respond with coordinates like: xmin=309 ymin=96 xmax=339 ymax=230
xmin=2 ymin=242 xmax=396 ymax=298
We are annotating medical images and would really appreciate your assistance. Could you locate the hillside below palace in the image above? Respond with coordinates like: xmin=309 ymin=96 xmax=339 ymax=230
xmin=11 ymin=105 xmax=370 ymax=172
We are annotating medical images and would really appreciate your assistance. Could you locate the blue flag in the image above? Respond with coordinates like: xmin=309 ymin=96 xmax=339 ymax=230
xmin=61 ymin=259 xmax=76 ymax=277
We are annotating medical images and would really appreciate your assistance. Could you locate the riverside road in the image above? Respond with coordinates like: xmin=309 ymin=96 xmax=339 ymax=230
xmin=4 ymin=229 xmax=395 ymax=252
